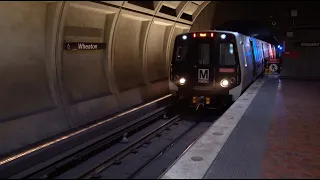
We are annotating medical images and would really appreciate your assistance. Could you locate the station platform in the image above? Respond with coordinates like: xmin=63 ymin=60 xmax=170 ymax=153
xmin=161 ymin=75 xmax=320 ymax=179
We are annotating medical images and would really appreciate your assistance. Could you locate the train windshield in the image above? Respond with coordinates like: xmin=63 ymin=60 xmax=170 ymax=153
xmin=219 ymin=42 xmax=236 ymax=66
xmin=175 ymin=44 xmax=188 ymax=62
xmin=174 ymin=42 xmax=211 ymax=65
xmin=173 ymin=36 xmax=237 ymax=66
xmin=197 ymin=43 xmax=210 ymax=65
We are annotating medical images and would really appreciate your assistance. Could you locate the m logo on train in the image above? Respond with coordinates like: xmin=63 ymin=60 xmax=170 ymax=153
xmin=198 ymin=69 xmax=209 ymax=83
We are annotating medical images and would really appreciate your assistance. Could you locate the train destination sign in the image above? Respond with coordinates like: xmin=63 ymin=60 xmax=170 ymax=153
xmin=64 ymin=42 xmax=106 ymax=51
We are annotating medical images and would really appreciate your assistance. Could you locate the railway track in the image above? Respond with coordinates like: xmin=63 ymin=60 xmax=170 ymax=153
xmin=15 ymin=105 xmax=173 ymax=179
xmin=125 ymin=114 xmax=215 ymax=179
xmin=60 ymin=110 xmax=216 ymax=179
xmin=9 ymin=102 xmax=219 ymax=179
xmin=80 ymin=115 xmax=181 ymax=179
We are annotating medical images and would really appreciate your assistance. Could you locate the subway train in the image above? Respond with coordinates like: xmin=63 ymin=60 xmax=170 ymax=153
xmin=169 ymin=30 xmax=276 ymax=109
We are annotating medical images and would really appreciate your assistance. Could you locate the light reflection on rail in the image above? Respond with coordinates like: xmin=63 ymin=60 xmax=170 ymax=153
xmin=0 ymin=94 xmax=172 ymax=166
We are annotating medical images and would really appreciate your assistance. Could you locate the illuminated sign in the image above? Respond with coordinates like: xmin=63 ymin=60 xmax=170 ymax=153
xmin=284 ymin=51 xmax=300 ymax=58
xmin=267 ymin=59 xmax=280 ymax=63
xmin=219 ymin=68 xmax=236 ymax=73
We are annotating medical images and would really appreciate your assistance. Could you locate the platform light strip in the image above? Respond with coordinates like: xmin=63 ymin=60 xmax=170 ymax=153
xmin=0 ymin=94 xmax=172 ymax=166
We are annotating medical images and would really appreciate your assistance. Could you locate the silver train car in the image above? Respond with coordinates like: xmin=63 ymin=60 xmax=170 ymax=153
xmin=169 ymin=30 xmax=276 ymax=109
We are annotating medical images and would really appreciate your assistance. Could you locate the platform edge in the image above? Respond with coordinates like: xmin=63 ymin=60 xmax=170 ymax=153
xmin=160 ymin=79 xmax=266 ymax=179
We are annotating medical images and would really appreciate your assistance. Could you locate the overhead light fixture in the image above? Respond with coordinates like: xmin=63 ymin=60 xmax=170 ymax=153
xmin=291 ymin=10 xmax=298 ymax=17
xmin=287 ymin=31 xmax=293 ymax=38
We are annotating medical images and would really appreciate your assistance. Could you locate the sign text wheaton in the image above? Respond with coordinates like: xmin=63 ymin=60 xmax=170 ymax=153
xmin=294 ymin=42 xmax=320 ymax=47
xmin=64 ymin=42 xmax=106 ymax=50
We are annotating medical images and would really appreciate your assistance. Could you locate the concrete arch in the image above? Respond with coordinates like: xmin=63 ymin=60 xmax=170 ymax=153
xmin=0 ymin=1 xmax=217 ymax=155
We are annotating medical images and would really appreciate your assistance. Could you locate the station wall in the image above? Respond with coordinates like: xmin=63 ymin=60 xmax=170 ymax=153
xmin=0 ymin=1 xmax=214 ymax=155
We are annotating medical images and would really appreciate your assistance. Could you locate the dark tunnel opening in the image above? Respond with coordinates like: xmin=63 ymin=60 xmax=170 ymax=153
xmin=210 ymin=1 xmax=320 ymax=46
xmin=212 ymin=19 xmax=280 ymax=45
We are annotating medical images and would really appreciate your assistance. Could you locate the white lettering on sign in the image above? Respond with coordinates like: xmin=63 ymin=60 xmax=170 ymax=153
xmin=300 ymin=43 xmax=320 ymax=47
xmin=78 ymin=43 xmax=98 ymax=50
xmin=198 ymin=69 xmax=209 ymax=83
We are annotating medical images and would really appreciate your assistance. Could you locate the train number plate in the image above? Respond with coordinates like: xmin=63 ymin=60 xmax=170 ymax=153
xmin=198 ymin=79 xmax=209 ymax=83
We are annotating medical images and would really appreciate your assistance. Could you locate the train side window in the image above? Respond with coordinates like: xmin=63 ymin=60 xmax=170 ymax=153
xmin=242 ymin=44 xmax=248 ymax=67
xmin=262 ymin=44 xmax=265 ymax=59
xmin=175 ymin=45 xmax=188 ymax=62
xmin=219 ymin=43 xmax=236 ymax=66
xmin=198 ymin=43 xmax=210 ymax=65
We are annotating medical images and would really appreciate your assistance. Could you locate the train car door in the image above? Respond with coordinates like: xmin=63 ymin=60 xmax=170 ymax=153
xmin=249 ymin=40 xmax=257 ymax=78
xmin=261 ymin=43 xmax=265 ymax=68
xmin=193 ymin=40 xmax=215 ymax=87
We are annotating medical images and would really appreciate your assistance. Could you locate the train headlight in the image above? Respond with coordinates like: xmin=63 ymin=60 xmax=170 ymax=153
xmin=179 ymin=78 xmax=186 ymax=85
xmin=221 ymin=34 xmax=226 ymax=39
xmin=182 ymin=35 xmax=187 ymax=40
xmin=220 ymin=79 xmax=229 ymax=87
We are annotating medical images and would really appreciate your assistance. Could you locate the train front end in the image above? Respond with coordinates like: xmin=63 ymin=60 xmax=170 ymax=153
xmin=169 ymin=31 xmax=241 ymax=109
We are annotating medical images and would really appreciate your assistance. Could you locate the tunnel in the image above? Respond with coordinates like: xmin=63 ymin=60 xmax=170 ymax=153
xmin=1 ymin=1 xmax=320 ymax=173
